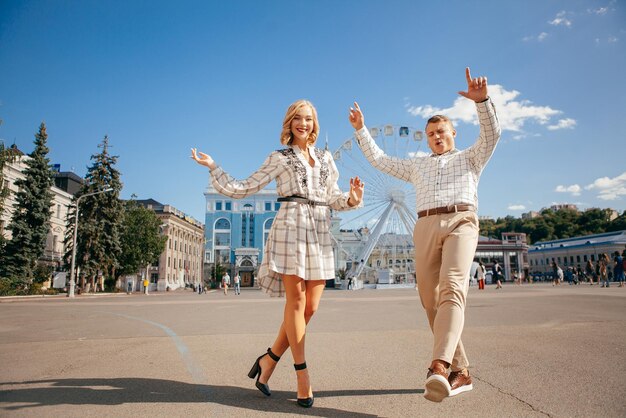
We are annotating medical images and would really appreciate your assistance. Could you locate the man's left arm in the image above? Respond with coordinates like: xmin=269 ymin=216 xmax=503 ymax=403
xmin=457 ymin=67 xmax=502 ymax=170
xmin=467 ymin=98 xmax=501 ymax=170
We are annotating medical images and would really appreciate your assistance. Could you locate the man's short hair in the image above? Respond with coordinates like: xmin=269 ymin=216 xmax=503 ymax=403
xmin=426 ymin=115 xmax=454 ymax=129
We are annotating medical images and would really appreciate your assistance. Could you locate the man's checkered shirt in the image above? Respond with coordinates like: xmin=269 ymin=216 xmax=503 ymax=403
xmin=354 ymin=99 xmax=501 ymax=213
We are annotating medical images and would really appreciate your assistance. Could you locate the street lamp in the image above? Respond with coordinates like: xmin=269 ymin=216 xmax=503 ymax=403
xmin=68 ymin=187 xmax=114 ymax=298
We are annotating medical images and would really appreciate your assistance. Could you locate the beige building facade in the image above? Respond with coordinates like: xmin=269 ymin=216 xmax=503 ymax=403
xmin=137 ymin=199 xmax=204 ymax=291
xmin=1 ymin=154 xmax=75 ymax=270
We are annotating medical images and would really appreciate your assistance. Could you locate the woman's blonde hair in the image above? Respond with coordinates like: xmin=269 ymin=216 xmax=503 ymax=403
xmin=280 ymin=99 xmax=319 ymax=146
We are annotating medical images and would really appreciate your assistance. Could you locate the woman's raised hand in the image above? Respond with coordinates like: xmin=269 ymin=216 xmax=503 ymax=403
xmin=349 ymin=102 xmax=365 ymax=131
xmin=191 ymin=148 xmax=216 ymax=170
xmin=348 ymin=176 xmax=365 ymax=207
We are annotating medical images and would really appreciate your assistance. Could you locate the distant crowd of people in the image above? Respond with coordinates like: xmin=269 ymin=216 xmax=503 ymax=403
xmin=550 ymin=250 xmax=625 ymax=287
xmin=471 ymin=250 xmax=626 ymax=289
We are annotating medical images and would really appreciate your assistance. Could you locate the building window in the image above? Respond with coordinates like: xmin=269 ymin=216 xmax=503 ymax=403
xmin=216 ymin=201 xmax=223 ymax=211
xmin=215 ymin=249 xmax=230 ymax=264
xmin=263 ymin=218 xmax=274 ymax=252
xmin=242 ymin=214 xmax=247 ymax=246
xmin=215 ymin=218 xmax=230 ymax=229
xmin=265 ymin=202 xmax=271 ymax=211
xmin=275 ymin=202 xmax=280 ymax=211
xmin=225 ymin=201 xmax=232 ymax=211
xmin=215 ymin=232 xmax=230 ymax=246
xmin=249 ymin=213 xmax=254 ymax=245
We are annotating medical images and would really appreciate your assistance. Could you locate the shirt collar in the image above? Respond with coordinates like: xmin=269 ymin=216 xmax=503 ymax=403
xmin=429 ymin=148 xmax=459 ymax=158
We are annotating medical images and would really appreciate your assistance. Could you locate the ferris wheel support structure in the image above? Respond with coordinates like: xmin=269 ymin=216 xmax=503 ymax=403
xmin=333 ymin=123 xmax=424 ymax=288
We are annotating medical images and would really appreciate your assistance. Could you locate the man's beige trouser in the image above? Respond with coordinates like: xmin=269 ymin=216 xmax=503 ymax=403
xmin=413 ymin=211 xmax=479 ymax=371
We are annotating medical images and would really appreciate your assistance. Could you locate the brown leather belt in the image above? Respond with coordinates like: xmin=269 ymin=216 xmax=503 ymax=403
xmin=417 ymin=204 xmax=475 ymax=218
xmin=277 ymin=196 xmax=328 ymax=206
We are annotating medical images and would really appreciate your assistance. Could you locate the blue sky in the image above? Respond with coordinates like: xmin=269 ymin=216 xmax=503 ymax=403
xmin=1 ymin=0 xmax=625 ymax=223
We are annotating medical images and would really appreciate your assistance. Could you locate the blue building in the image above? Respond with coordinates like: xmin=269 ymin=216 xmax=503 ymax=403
xmin=204 ymin=183 xmax=279 ymax=287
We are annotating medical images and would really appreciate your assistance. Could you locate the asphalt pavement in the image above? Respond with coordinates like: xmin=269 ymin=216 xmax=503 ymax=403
xmin=1 ymin=283 xmax=625 ymax=417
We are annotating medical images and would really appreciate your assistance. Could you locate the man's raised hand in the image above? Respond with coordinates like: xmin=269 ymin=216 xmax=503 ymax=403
xmin=458 ymin=67 xmax=488 ymax=103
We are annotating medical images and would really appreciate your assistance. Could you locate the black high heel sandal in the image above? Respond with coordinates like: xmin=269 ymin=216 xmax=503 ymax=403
xmin=294 ymin=362 xmax=314 ymax=408
xmin=248 ymin=348 xmax=281 ymax=396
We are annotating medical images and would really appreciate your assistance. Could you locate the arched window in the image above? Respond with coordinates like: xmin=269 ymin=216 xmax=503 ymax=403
xmin=263 ymin=218 xmax=274 ymax=254
xmin=215 ymin=218 xmax=231 ymax=230
xmin=214 ymin=218 xmax=231 ymax=264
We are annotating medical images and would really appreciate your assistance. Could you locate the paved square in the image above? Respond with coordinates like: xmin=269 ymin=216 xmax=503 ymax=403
xmin=1 ymin=284 xmax=625 ymax=417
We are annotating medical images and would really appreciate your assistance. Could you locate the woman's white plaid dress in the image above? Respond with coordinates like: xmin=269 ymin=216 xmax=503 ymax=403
xmin=209 ymin=145 xmax=359 ymax=297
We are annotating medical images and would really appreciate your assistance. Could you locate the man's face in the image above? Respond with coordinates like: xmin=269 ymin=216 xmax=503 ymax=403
xmin=426 ymin=121 xmax=456 ymax=155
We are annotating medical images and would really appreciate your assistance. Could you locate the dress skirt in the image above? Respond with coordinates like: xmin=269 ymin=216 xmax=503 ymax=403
xmin=258 ymin=201 xmax=335 ymax=297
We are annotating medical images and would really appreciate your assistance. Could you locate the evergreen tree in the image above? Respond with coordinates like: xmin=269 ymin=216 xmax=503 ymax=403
xmin=117 ymin=199 xmax=167 ymax=277
xmin=1 ymin=123 xmax=55 ymax=285
xmin=64 ymin=136 xmax=123 ymax=291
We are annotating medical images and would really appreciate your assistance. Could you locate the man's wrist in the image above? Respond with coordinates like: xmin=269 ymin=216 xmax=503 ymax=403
xmin=476 ymin=96 xmax=489 ymax=103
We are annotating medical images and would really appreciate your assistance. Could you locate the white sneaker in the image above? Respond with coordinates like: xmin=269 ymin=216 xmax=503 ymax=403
xmin=424 ymin=373 xmax=451 ymax=402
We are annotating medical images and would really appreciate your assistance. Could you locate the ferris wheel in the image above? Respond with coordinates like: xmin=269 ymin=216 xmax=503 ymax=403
xmin=331 ymin=124 xmax=426 ymax=283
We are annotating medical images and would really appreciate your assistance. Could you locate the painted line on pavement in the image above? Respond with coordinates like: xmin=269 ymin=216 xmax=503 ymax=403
xmin=108 ymin=312 xmax=211 ymax=400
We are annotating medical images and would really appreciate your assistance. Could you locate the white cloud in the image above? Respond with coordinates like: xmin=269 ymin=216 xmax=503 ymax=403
xmin=556 ymin=184 xmax=582 ymax=196
xmin=547 ymin=118 xmax=577 ymax=130
xmin=508 ymin=204 xmax=526 ymax=211
xmin=549 ymin=11 xmax=573 ymax=27
xmin=523 ymin=32 xmax=548 ymax=42
xmin=588 ymin=7 xmax=609 ymax=15
xmin=407 ymin=84 xmax=565 ymax=133
xmin=584 ymin=172 xmax=626 ymax=200
xmin=408 ymin=151 xmax=430 ymax=158
xmin=608 ymin=36 xmax=618 ymax=43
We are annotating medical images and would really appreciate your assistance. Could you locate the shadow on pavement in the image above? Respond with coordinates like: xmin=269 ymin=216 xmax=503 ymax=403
xmin=1 ymin=377 xmax=422 ymax=417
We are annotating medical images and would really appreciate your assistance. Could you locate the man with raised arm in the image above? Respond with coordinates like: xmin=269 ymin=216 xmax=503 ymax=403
xmin=348 ymin=67 xmax=501 ymax=402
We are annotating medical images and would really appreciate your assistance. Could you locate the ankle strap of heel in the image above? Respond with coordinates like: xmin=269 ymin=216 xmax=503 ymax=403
xmin=267 ymin=348 xmax=281 ymax=362
xmin=294 ymin=362 xmax=307 ymax=370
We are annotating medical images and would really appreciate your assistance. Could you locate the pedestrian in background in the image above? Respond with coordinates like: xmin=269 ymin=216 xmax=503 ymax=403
xmin=234 ymin=273 xmax=241 ymax=295
xmin=222 ymin=272 xmax=231 ymax=295
xmin=192 ymin=99 xmax=364 ymax=408
xmin=552 ymin=261 xmax=562 ymax=286
xmin=493 ymin=260 xmax=503 ymax=289
xmin=476 ymin=261 xmax=486 ymax=290
xmin=599 ymin=254 xmax=609 ymax=287
xmin=584 ymin=260 xmax=594 ymax=284
xmin=613 ymin=251 xmax=624 ymax=288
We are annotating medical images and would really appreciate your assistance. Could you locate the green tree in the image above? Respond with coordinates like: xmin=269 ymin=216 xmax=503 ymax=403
xmin=523 ymin=217 xmax=554 ymax=244
xmin=64 ymin=136 xmax=124 ymax=291
xmin=117 ymin=200 xmax=167 ymax=278
xmin=577 ymin=208 xmax=611 ymax=236
xmin=1 ymin=123 xmax=55 ymax=285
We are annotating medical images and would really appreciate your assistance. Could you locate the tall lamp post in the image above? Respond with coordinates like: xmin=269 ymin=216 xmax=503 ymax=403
xmin=68 ymin=187 xmax=114 ymax=298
